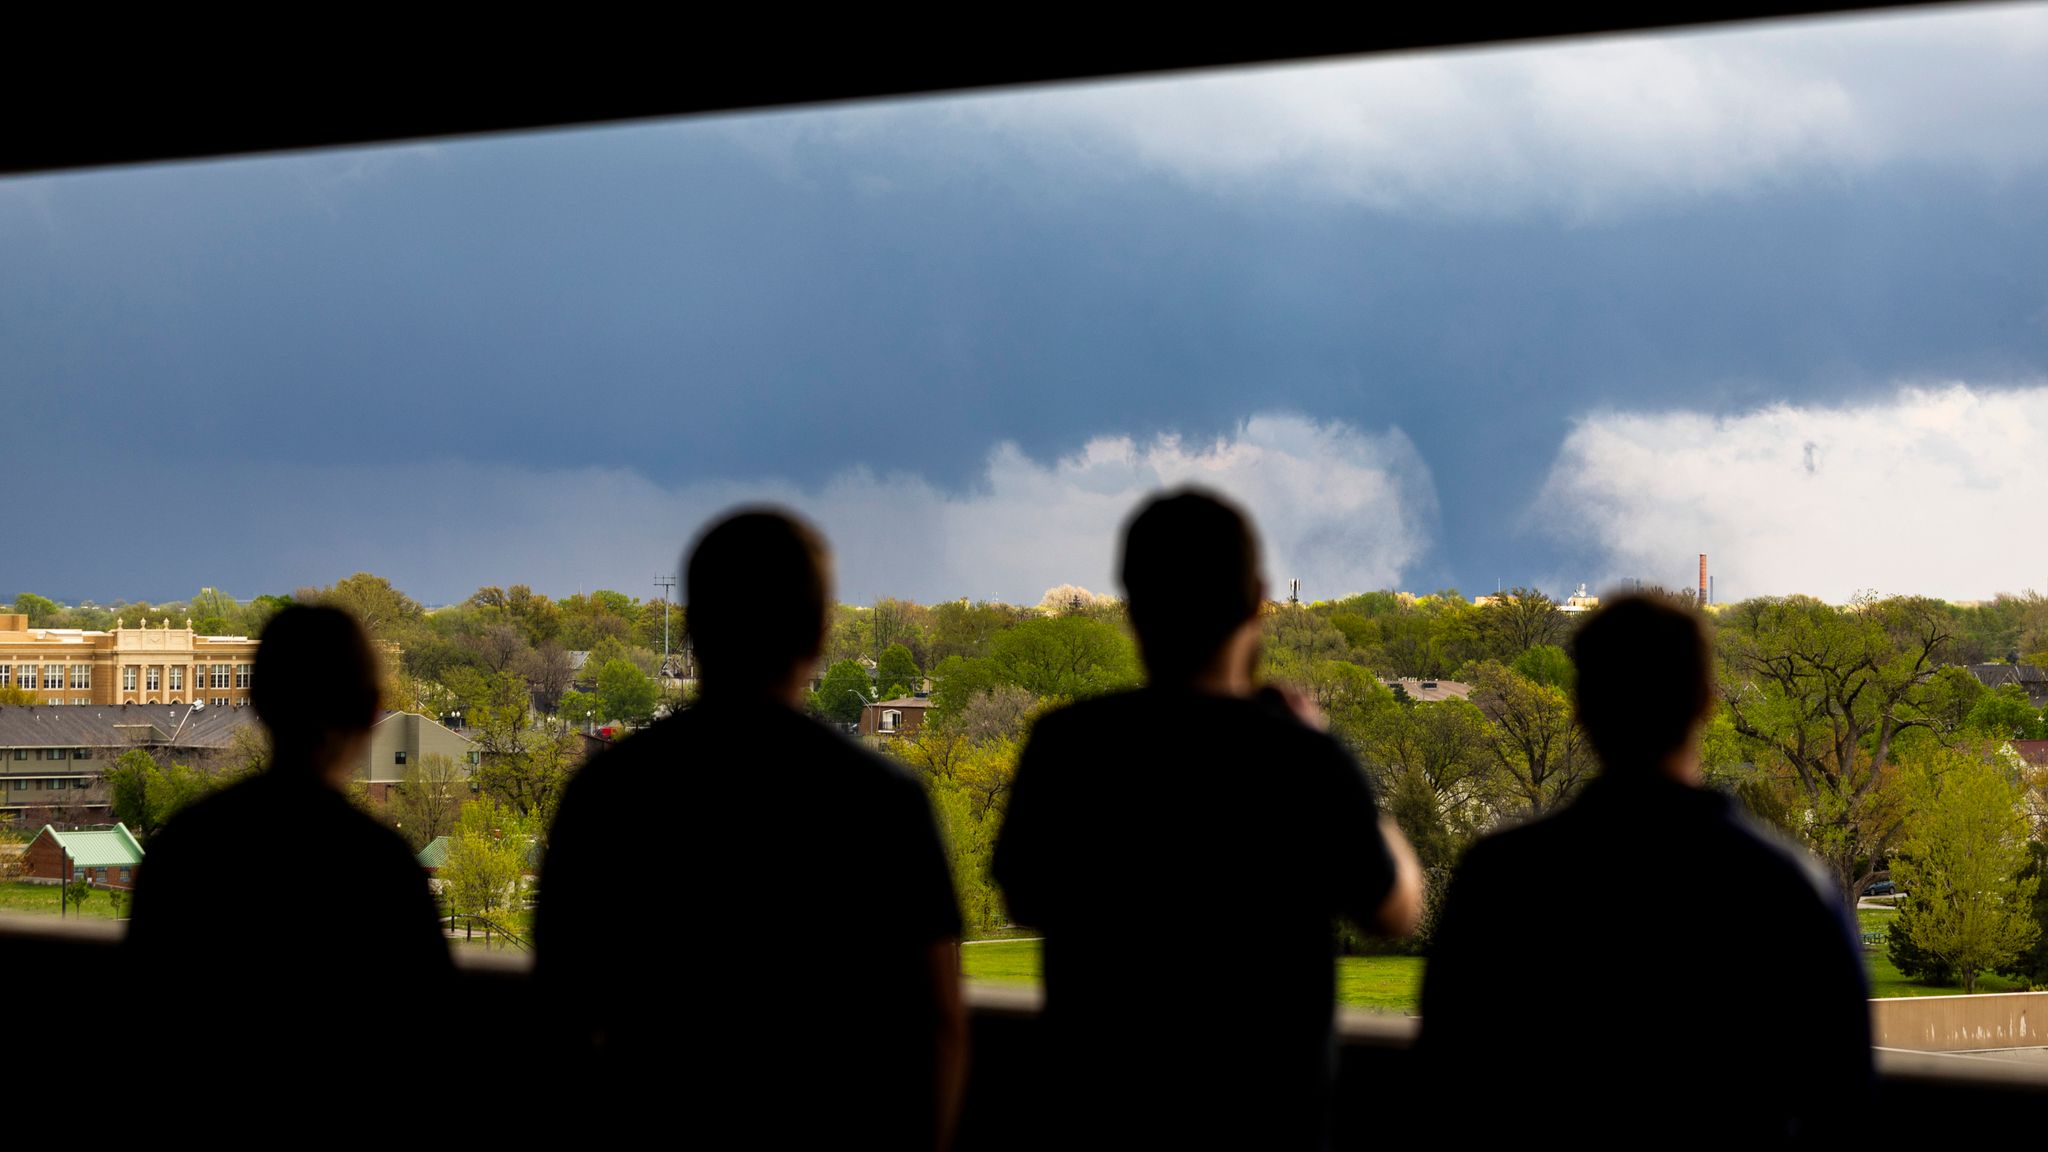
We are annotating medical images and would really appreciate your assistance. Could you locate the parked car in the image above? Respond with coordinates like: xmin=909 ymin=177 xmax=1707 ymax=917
xmin=1862 ymin=880 xmax=1895 ymax=897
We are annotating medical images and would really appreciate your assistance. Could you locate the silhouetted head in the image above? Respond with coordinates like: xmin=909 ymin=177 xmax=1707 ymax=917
xmin=1119 ymin=489 xmax=1265 ymax=684
xmin=252 ymin=605 xmax=381 ymax=768
xmin=1572 ymin=594 xmax=1715 ymax=773
xmin=686 ymin=507 xmax=831 ymax=694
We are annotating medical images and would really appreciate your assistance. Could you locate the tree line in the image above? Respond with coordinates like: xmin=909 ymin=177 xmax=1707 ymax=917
xmin=21 ymin=579 xmax=2048 ymax=987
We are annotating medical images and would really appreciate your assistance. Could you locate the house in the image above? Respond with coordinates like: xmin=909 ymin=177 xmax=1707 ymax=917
xmin=1384 ymin=678 xmax=1473 ymax=703
xmin=23 ymin=823 xmax=144 ymax=889
xmin=1967 ymin=663 xmax=2048 ymax=708
xmin=357 ymin=712 xmax=480 ymax=804
xmin=858 ymin=696 xmax=932 ymax=738
xmin=2008 ymin=740 xmax=2048 ymax=769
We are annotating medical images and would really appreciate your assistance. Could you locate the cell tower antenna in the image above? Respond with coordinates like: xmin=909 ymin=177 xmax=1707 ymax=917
xmin=653 ymin=575 xmax=677 ymax=678
xmin=1288 ymin=578 xmax=1301 ymax=607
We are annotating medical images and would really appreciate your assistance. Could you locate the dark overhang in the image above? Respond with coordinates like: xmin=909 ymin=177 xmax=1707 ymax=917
xmin=0 ymin=4 xmax=1979 ymax=177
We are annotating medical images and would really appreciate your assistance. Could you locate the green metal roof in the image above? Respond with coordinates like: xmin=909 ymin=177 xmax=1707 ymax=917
xmin=417 ymin=836 xmax=451 ymax=870
xmin=38 ymin=824 xmax=144 ymax=868
xmin=415 ymin=834 xmax=540 ymax=871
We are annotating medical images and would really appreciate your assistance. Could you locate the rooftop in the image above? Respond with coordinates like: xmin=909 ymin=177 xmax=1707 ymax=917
xmin=0 ymin=703 xmax=259 ymax=750
xmin=34 ymin=824 xmax=144 ymax=868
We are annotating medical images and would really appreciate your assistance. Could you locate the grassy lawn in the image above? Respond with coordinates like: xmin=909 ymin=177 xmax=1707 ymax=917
xmin=0 ymin=881 xmax=124 ymax=920
xmin=1858 ymin=906 xmax=2032 ymax=997
xmin=960 ymin=939 xmax=1425 ymax=1014
xmin=961 ymin=939 xmax=1042 ymax=983
xmin=1335 ymin=955 xmax=1425 ymax=1013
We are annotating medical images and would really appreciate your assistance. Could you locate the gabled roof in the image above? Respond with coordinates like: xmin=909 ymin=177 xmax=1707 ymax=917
xmin=417 ymin=836 xmax=451 ymax=870
xmin=417 ymin=833 xmax=541 ymax=871
xmin=33 ymin=824 xmax=144 ymax=868
xmin=1970 ymin=663 xmax=2048 ymax=686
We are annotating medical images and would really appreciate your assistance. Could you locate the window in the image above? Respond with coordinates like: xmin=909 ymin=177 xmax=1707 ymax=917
xmin=169 ymin=666 xmax=183 ymax=691
xmin=881 ymin=709 xmax=902 ymax=733
xmin=118 ymin=868 xmax=130 ymax=883
xmin=395 ymin=751 xmax=408 ymax=765
xmin=468 ymin=751 xmax=480 ymax=765
xmin=72 ymin=867 xmax=84 ymax=880
xmin=16 ymin=666 xmax=31 ymax=690
xmin=75 ymin=748 xmax=92 ymax=760
xmin=9 ymin=779 xmax=24 ymax=791
xmin=70 ymin=665 xmax=89 ymax=690
xmin=95 ymin=868 xmax=107 ymax=881
xmin=212 ymin=665 xmax=231 ymax=689
xmin=10 ymin=749 xmax=24 ymax=760
xmin=212 ymin=697 xmax=228 ymax=708
xmin=43 ymin=749 xmax=65 ymax=761
xmin=42 ymin=666 xmax=61 ymax=689
xmin=236 ymin=664 xmax=252 ymax=688
xmin=123 ymin=666 xmax=138 ymax=691
xmin=0 ymin=665 xmax=9 ymax=688
xmin=72 ymin=698 xmax=88 ymax=706
xmin=146 ymin=667 xmax=161 ymax=691
xmin=74 ymin=777 xmax=89 ymax=788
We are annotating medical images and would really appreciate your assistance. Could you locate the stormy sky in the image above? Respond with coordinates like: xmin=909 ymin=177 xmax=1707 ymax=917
xmin=5 ymin=4 xmax=2047 ymax=607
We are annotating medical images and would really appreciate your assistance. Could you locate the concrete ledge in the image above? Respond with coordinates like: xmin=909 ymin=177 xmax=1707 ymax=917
xmin=1871 ymin=990 xmax=2048 ymax=1052
xmin=6 ymin=913 xmax=2047 ymax=1143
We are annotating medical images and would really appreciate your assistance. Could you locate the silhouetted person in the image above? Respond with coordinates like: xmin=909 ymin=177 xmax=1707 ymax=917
xmin=538 ymin=509 xmax=966 ymax=1147
xmin=1417 ymin=595 xmax=1870 ymax=1145
xmin=992 ymin=489 xmax=1424 ymax=1150
xmin=127 ymin=605 xmax=450 ymax=1112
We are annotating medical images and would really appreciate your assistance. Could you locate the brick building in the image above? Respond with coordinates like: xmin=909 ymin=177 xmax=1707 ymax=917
xmin=0 ymin=613 xmax=258 ymax=708
xmin=858 ymin=696 xmax=932 ymax=738
xmin=0 ymin=703 xmax=261 ymax=819
xmin=23 ymin=823 xmax=144 ymax=888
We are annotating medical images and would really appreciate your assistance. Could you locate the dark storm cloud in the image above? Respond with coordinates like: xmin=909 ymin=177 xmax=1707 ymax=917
xmin=2 ymin=4 xmax=2044 ymax=603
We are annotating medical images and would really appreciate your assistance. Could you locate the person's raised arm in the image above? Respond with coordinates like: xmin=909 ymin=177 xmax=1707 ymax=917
xmin=1373 ymin=815 xmax=1425 ymax=938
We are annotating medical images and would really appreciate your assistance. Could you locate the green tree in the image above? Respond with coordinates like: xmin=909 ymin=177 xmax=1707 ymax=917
xmin=462 ymin=670 xmax=581 ymax=824
xmin=0 ymin=685 xmax=37 ymax=705
xmin=558 ymin=689 xmax=603 ymax=728
xmin=1355 ymin=697 xmax=1495 ymax=859
xmin=105 ymin=749 xmax=214 ymax=839
xmin=300 ymin=572 xmax=423 ymax=641
xmin=812 ymin=660 xmax=874 ymax=726
xmin=962 ymin=615 xmax=1139 ymax=706
xmin=876 ymin=644 xmax=922 ymax=699
xmin=12 ymin=593 xmax=59 ymax=625
xmin=1467 ymin=661 xmax=1591 ymax=819
xmin=64 ymin=876 xmax=93 ymax=916
xmin=1510 ymin=644 xmax=1574 ymax=692
xmin=441 ymin=799 xmax=530 ymax=939
xmin=1965 ymin=683 xmax=2044 ymax=741
xmin=1476 ymin=587 xmax=1564 ymax=662
xmin=1888 ymin=745 xmax=2040 ymax=993
xmin=596 ymin=659 xmax=659 ymax=725
xmin=388 ymin=752 xmax=469 ymax=851
xmin=1719 ymin=594 xmax=1955 ymax=903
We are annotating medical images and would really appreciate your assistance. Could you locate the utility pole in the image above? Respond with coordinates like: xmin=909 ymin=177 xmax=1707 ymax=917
xmin=653 ymin=576 xmax=676 ymax=679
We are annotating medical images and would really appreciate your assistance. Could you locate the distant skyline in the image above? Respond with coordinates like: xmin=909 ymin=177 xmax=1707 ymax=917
xmin=5 ymin=5 xmax=2047 ymax=606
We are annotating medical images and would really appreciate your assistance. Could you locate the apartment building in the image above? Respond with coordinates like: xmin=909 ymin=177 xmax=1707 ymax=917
xmin=0 ymin=613 xmax=258 ymax=708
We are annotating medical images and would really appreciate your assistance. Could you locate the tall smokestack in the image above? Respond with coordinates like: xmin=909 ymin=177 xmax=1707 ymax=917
xmin=1699 ymin=554 xmax=1708 ymax=607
